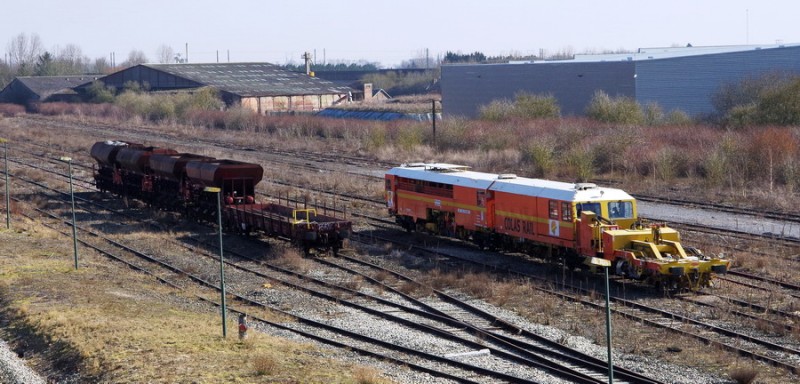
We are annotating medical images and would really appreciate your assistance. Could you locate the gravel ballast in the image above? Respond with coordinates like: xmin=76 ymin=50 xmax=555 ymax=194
xmin=0 ymin=339 xmax=45 ymax=384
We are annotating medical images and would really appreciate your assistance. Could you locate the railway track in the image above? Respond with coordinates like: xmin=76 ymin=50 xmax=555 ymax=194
xmin=5 ymin=139 xmax=637 ymax=383
xmin=357 ymin=224 xmax=800 ymax=375
xmin=13 ymin=166 xmax=548 ymax=383
xmin=4 ymin=116 xmax=800 ymax=381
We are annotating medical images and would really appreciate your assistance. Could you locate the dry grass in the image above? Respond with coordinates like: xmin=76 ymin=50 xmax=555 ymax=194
xmin=273 ymin=247 xmax=311 ymax=273
xmin=0 ymin=218 xmax=391 ymax=383
xmin=3 ymin=100 xmax=800 ymax=383
xmin=351 ymin=366 xmax=392 ymax=384
xmin=252 ymin=353 xmax=279 ymax=376
xmin=729 ymin=366 xmax=759 ymax=384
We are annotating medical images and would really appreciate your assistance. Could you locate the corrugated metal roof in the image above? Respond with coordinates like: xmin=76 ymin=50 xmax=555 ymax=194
xmin=14 ymin=76 xmax=97 ymax=96
xmin=569 ymin=43 xmax=800 ymax=62
xmin=142 ymin=63 xmax=354 ymax=97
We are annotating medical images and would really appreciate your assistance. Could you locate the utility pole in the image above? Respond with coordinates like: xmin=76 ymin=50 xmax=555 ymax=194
xmin=426 ymin=48 xmax=430 ymax=69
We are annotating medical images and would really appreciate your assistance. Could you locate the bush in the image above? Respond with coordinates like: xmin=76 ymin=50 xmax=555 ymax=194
xmin=643 ymin=102 xmax=664 ymax=126
xmin=0 ymin=103 xmax=25 ymax=117
xmin=653 ymin=147 xmax=684 ymax=181
xmin=728 ymin=367 xmax=758 ymax=384
xmin=755 ymin=77 xmax=800 ymax=126
xmin=565 ymin=146 xmax=595 ymax=181
xmin=585 ymin=91 xmax=644 ymax=124
xmin=727 ymin=103 xmax=758 ymax=129
xmin=509 ymin=92 xmax=560 ymax=119
xmin=252 ymin=354 xmax=278 ymax=375
xmin=395 ymin=125 xmax=425 ymax=151
xmin=702 ymin=150 xmax=728 ymax=187
xmin=712 ymin=72 xmax=788 ymax=119
xmin=479 ymin=99 xmax=513 ymax=121
xmin=113 ymin=89 xmax=223 ymax=123
xmin=479 ymin=92 xmax=560 ymax=121
xmin=223 ymin=104 xmax=259 ymax=131
xmin=664 ymin=109 xmax=693 ymax=126
xmin=713 ymin=73 xmax=800 ymax=127
xmin=86 ymin=81 xmax=115 ymax=104
xmin=525 ymin=140 xmax=555 ymax=177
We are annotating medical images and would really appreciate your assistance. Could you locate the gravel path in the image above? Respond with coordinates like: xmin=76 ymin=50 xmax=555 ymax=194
xmin=639 ymin=201 xmax=800 ymax=238
xmin=0 ymin=338 xmax=45 ymax=384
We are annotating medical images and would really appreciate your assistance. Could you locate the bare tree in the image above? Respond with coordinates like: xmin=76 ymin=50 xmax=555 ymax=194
xmin=55 ymin=44 xmax=89 ymax=74
xmin=120 ymin=50 xmax=148 ymax=68
xmin=155 ymin=45 xmax=174 ymax=64
xmin=92 ymin=57 xmax=111 ymax=74
xmin=6 ymin=33 xmax=44 ymax=75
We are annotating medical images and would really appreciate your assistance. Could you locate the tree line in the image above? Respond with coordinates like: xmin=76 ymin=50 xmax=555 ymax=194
xmin=0 ymin=33 xmax=175 ymax=89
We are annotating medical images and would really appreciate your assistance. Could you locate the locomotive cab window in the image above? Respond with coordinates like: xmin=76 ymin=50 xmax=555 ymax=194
xmin=561 ymin=202 xmax=572 ymax=221
xmin=576 ymin=202 xmax=601 ymax=217
xmin=477 ymin=190 xmax=486 ymax=207
xmin=549 ymin=200 xmax=559 ymax=219
xmin=385 ymin=179 xmax=391 ymax=190
xmin=608 ymin=201 xmax=633 ymax=219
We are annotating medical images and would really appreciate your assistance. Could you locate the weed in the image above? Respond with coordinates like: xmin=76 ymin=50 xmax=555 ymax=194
xmin=729 ymin=366 xmax=759 ymax=384
xmin=397 ymin=281 xmax=417 ymax=295
xmin=274 ymin=248 xmax=311 ymax=273
xmin=352 ymin=366 xmax=389 ymax=384
xmin=253 ymin=354 xmax=279 ymax=375
xmin=341 ymin=276 xmax=363 ymax=291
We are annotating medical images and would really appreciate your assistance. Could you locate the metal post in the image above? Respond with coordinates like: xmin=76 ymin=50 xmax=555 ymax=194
xmin=431 ymin=100 xmax=436 ymax=146
xmin=2 ymin=139 xmax=9 ymax=229
xmin=604 ymin=266 xmax=614 ymax=384
xmin=586 ymin=257 xmax=613 ymax=384
xmin=206 ymin=187 xmax=227 ymax=338
xmin=61 ymin=157 xmax=78 ymax=269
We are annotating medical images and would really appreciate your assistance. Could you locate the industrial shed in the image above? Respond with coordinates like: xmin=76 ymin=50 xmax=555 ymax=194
xmin=0 ymin=76 xmax=96 ymax=105
xmin=441 ymin=44 xmax=800 ymax=118
xmin=96 ymin=63 xmax=355 ymax=114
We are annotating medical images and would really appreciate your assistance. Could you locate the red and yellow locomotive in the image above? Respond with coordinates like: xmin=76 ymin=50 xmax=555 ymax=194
xmin=385 ymin=163 xmax=728 ymax=290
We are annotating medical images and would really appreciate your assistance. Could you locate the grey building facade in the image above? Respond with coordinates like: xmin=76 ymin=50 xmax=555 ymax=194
xmin=441 ymin=44 xmax=800 ymax=118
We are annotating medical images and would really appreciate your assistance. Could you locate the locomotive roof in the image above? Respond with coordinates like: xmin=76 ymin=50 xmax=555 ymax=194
xmin=387 ymin=163 xmax=634 ymax=202
xmin=387 ymin=163 xmax=501 ymax=189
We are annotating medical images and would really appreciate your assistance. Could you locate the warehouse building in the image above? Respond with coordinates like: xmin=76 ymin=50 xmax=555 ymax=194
xmin=0 ymin=76 xmax=96 ymax=105
xmin=94 ymin=63 xmax=355 ymax=114
xmin=441 ymin=44 xmax=800 ymax=118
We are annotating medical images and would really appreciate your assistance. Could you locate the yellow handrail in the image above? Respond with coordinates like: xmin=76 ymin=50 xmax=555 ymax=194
xmin=292 ymin=209 xmax=316 ymax=229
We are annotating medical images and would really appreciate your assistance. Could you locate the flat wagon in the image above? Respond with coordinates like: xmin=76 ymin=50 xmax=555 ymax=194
xmin=223 ymin=203 xmax=351 ymax=255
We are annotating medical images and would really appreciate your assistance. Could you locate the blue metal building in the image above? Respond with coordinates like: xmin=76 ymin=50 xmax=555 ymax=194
xmin=441 ymin=44 xmax=800 ymax=118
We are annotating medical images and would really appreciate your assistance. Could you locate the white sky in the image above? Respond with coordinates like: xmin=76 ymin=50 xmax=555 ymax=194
xmin=2 ymin=0 xmax=798 ymax=68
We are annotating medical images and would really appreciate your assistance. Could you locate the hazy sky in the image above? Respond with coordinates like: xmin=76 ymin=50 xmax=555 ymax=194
xmin=2 ymin=0 xmax=799 ymax=67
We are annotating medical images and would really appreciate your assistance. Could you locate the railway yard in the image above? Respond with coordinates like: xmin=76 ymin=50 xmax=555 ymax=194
xmin=2 ymin=115 xmax=800 ymax=383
